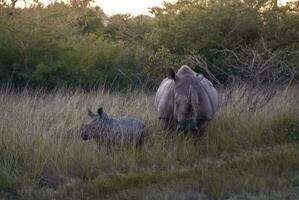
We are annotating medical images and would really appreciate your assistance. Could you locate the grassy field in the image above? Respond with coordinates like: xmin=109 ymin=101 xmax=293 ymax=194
xmin=0 ymin=85 xmax=298 ymax=200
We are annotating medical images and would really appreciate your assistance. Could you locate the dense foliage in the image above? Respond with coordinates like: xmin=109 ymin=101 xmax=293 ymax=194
xmin=0 ymin=0 xmax=298 ymax=88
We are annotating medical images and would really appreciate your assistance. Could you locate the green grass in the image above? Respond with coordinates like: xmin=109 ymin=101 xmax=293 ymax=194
xmin=0 ymin=86 xmax=298 ymax=199
xmin=0 ymin=164 xmax=15 ymax=191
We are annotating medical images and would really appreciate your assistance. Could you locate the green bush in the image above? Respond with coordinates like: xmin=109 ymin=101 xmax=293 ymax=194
xmin=0 ymin=0 xmax=298 ymax=88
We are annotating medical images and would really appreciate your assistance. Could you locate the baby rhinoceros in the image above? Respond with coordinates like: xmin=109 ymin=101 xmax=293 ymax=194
xmin=80 ymin=107 xmax=146 ymax=148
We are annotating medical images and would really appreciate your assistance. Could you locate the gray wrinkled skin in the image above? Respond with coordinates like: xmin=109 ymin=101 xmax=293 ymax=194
xmin=155 ymin=65 xmax=219 ymax=135
xmin=80 ymin=108 xmax=146 ymax=147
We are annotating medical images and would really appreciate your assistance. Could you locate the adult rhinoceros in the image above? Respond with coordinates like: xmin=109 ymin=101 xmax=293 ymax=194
xmin=155 ymin=65 xmax=219 ymax=136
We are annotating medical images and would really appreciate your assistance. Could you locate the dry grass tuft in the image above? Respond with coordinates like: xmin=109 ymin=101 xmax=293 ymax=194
xmin=0 ymin=85 xmax=298 ymax=199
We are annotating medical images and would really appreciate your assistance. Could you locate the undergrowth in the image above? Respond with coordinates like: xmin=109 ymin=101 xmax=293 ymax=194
xmin=0 ymin=85 xmax=298 ymax=199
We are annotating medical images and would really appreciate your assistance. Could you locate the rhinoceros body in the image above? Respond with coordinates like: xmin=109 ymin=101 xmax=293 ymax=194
xmin=80 ymin=108 xmax=146 ymax=147
xmin=155 ymin=65 xmax=219 ymax=134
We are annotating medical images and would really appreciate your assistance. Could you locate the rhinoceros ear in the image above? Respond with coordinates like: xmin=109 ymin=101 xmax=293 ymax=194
xmin=97 ymin=107 xmax=103 ymax=116
xmin=167 ymin=68 xmax=178 ymax=81
xmin=88 ymin=108 xmax=96 ymax=118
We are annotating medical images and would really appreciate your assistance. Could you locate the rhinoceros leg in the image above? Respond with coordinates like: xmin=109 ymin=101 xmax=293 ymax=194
xmin=160 ymin=118 xmax=175 ymax=130
xmin=135 ymin=136 xmax=143 ymax=152
xmin=196 ymin=120 xmax=209 ymax=137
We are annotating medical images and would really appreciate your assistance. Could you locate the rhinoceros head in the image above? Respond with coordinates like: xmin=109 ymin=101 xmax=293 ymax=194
xmin=168 ymin=68 xmax=199 ymax=132
xmin=80 ymin=107 xmax=109 ymax=140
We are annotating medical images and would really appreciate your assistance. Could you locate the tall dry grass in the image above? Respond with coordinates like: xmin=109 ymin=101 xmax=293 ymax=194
xmin=0 ymin=85 xmax=298 ymax=199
